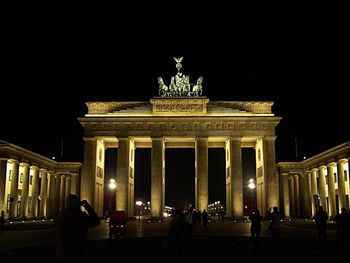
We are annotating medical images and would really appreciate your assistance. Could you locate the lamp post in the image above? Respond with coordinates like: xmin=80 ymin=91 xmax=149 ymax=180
xmin=248 ymin=178 xmax=256 ymax=213
xmin=135 ymin=200 xmax=143 ymax=226
xmin=108 ymin=179 xmax=116 ymax=211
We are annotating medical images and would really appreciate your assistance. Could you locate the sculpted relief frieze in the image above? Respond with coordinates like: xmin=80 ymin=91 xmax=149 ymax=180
xmin=155 ymin=104 xmax=204 ymax=113
xmin=85 ymin=121 xmax=275 ymax=133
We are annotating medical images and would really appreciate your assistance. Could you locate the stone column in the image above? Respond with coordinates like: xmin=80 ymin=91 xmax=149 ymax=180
xmin=318 ymin=166 xmax=327 ymax=209
xmin=59 ymin=175 xmax=66 ymax=211
xmin=31 ymin=167 xmax=39 ymax=218
xmin=337 ymin=159 xmax=347 ymax=210
xmin=310 ymin=169 xmax=318 ymax=216
xmin=65 ymin=175 xmax=71 ymax=208
xmin=230 ymin=137 xmax=243 ymax=219
xmin=302 ymin=173 xmax=311 ymax=218
xmin=48 ymin=173 xmax=56 ymax=218
xmin=10 ymin=160 xmax=19 ymax=219
xmin=0 ymin=159 xmax=7 ymax=213
xmin=81 ymin=138 xmax=98 ymax=204
xmin=39 ymin=169 xmax=48 ymax=218
xmin=263 ymin=136 xmax=279 ymax=213
xmin=289 ymin=176 xmax=295 ymax=217
xmin=294 ymin=175 xmax=300 ymax=217
xmin=327 ymin=163 xmax=336 ymax=217
xmin=281 ymin=173 xmax=290 ymax=218
xmin=116 ymin=138 xmax=130 ymax=214
xmin=20 ymin=163 xmax=30 ymax=218
xmin=70 ymin=174 xmax=79 ymax=196
xmin=195 ymin=137 xmax=208 ymax=212
xmin=54 ymin=174 xmax=61 ymax=214
xmin=151 ymin=137 xmax=165 ymax=217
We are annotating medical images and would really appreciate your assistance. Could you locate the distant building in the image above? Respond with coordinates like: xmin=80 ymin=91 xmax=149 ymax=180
xmin=278 ymin=142 xmax=350 ymax=219
xmin=0 ymin=140 xmax=82 ymax=219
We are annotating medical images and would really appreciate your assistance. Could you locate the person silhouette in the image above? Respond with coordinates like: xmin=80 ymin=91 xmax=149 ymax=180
xmin=249 ymin=210 xmax=262 ymax=247
xmin=0 ymin=210 xmax=5 ymax=230
xmin=269 ymin=206 xmax=281 ymax=243
xmin=314 ymin=205 xmax=328 ymax=241
xmin=54 ymin=194 xmax=100 ymax=263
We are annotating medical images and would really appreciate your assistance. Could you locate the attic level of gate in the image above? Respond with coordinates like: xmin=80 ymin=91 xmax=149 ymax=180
xmin=84 ymin=100 xmax=274 ymax=117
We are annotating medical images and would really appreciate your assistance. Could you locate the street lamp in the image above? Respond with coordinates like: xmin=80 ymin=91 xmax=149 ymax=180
xmin=248 ymin=178 xmax=256 ymax=212
xmin=108 ymin=179 xmax=117 ymax=210
xmin=135 ymin=200 xmax=143 ymax=225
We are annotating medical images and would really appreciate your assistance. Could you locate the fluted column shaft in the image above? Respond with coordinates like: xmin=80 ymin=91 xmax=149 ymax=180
xmin=39 ymin=169 xmax=48 ymax=217
xmin=230 ymin=138 xmax=243 ymax=218
xmin=0 ymin=160 xmax=7 ymax=213
xmin=310 ymin=169 xmax=318 ymax=216
xmin=302 ymin=173 xmax=311 ymax=218
xmin=337 ymin=160 xmax=347 ymax=210
xmin=65 ymin=176 xmax=71 ymax=208
xmin=196 ymin=137 xmax=208 ymax=212
xmin=20 ymin=163 xmax=30 ymax=218
xmin=151 ymin=138 xmax=165 ymax=217
xmin=10 ymin=160 xmax=19 ymax=218
xmin=327 ymin=163 xmax=336 ymax=217
xmin=281 ymin=173 xmax=290 ymax=218
xmin=31 ymin=167 xmax=39 ymax=218
xmin=289 ymin=176 xmax=295 ymax=217
xmin=318 ymin=166 xmax=327 ymax=209
xmin=294 ymin=175 xmax=300 ymax=217
xmin=263 ymin=136 xmax=278 ymax=214
xmin=59 ymin=175 xmax=66 ymax=211
xmin=116 ymin=138 xmax=130 ymax=214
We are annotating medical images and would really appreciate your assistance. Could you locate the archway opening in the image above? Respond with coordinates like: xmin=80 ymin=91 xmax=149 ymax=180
xmin=208 ymin=148 xmax=226 ymax=217
xmin=165 ymin=148 xmax=195 ymax=211
xmin=243 ymin=148 xmax=256 ymax=216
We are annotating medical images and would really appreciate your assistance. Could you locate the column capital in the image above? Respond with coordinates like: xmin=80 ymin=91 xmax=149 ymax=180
xmin=327 ymin=162 xmax=337 ymax=168
xmin=229 ymin=137 xmax=242 ymax=142
xmin=318 ymin=165 xmax=327 ymax=170
xmin=263 ymin=136 xmax=277 ymax=141
xmin=20 ymin=162 xmax=30 ymax=168
xmin=337 ymin=158 xmax=348 ymax=164
xmin=9 ymin=159 xmax=19 ymax=164
xmin=151 ymin=137 xmax=165 ymax=141
xmin=83 ymin=137 xmax=98 ymax=142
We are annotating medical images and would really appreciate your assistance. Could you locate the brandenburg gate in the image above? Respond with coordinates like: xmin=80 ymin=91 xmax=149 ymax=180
xmin=78 ymin=58 xmax=281 ymax=218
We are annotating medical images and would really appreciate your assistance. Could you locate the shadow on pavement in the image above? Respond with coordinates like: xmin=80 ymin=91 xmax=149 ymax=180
xmin=1 ymin=236 xmax=349 ymax=263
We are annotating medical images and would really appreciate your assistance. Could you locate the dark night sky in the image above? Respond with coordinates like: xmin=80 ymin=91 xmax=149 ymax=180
xmin=1 ymin=2 xmax=349 ymax=206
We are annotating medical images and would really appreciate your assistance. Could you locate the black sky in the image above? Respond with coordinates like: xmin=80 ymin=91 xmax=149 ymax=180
xmin=1 ymin=2 xmax=349 ymax=166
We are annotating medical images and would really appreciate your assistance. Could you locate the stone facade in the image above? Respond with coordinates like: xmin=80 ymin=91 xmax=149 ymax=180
xmin=277 ymin=142 xmax=350 ymax=219
xmin=79 ymin=97 xmax=281 ymax=218
xmin=0 ymin=140 xmax=82 ymax=219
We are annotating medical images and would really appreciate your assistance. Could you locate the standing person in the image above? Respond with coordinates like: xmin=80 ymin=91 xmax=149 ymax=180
xmin=0 ymin=210 xmax=5 ymax=230
xmin=269 ymin=206 xmax=281 ymax=243
xmin=334 ymin=208 xmax=350 ymax=242
xmin=220 ymin=210 xmax=225 ymax=222
xmin=197 ymin=209 xmax=202 ymax=225
xmin=202 ymin=209 xmax=209 ymax=227
xmin=54 ymin=194 xmax=100 ymax=263
xmin=249 ymin=210 xmax=262 ymax=247
xmin=184 ymin=207 xmax=193 ymax=238
xmin=167 ymin=209 xmax=185 ymax=262
xmin=314 ymin=206 xmax=329 ymax=241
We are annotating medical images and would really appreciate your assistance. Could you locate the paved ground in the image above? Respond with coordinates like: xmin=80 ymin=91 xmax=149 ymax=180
xmin=0 ymin=217 xmax=348 ymax=262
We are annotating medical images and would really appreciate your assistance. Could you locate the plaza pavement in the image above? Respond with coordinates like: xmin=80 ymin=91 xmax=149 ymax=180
xmin=0 ymin=217 xmax=348 ymax=262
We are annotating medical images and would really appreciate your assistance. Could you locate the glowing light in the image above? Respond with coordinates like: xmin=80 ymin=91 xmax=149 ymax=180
xmin=109 ymin=178 xmax=117 ymax=190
